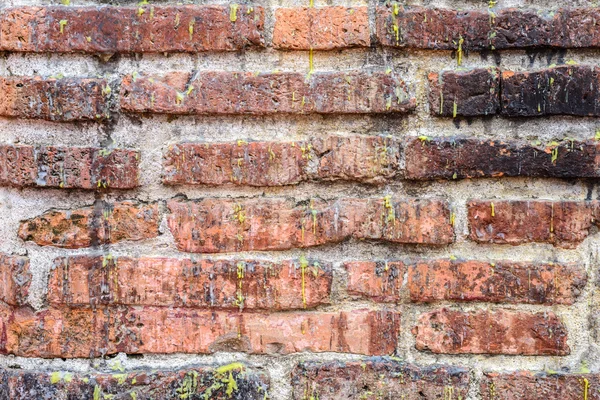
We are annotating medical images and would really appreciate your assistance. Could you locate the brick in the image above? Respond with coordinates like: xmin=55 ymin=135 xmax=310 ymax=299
xmin=413 ymin=308 xmax=569 ymax=355
xmin=0 ymin=5 xmax=264 ymax=53
xmin=408 ymin=260 xmax=586 ymax=305
xmin=273 ymin=7 xmax=369 ymax=50
xmin=163 ymin=135 xmax=400 ymax=186
xmin=3 ymin=307 xmax=399 ymax=357
xmin=344 ymin=261 xmax=406 ymax=303
xmin=0 ymin=77 xmax=108 ymax=121
xmin=502 ymin=66 xmax=600 ymax=117
xmin=0 ymin=254 xmax=30 ymax=307
xmin=405 ymin=137 xmax=600 ymax=180
xmin=167 ymin=197 xmax=453 ymax=253
xmin=376 ymin=7 xmax=600 ymax=51
xmin=48 ymin=256 xmax=332 ymax=310
xmin=121 ymin=71 xmax=415 ymax=115
xmin=428 ymin=68 xmax=500 ymax=117
xmin=468 ymin=200 xmax=599 ymax=249
xmin=481 ymin=371 xmax=600 ymax=400
xmin=0 ymin=145 xmax=139 ymax=189
xmin=18 ymin=201 xmax=160 ymax=248
xmin=0 ymin=364 xmax=269 ymax=399
xmin=291 ymin=360 xmax=470 ymax=400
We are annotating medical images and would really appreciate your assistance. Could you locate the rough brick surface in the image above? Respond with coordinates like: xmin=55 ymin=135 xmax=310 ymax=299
xmin=48 ymin=256 xmax=332 ymax=310
xmin=413 ymin=308 xmax=569 ymax=355
xmin=273 ymin=7 xmax=369 ymax=50
xmin=163 ymin=135 xmax=400 ymax=186
xmin=291 ymin=360 xmax=470 ymax=400
xmin=18 ymin=201 xmax=161 ymax=248
xmin=468 ymin=200 xmax=599 ymax=248
xmin=428 ymin=68 xmax=500 ymax=117
xmin=0 ymin=254 xmax=30 ymax=307
xmin=0 ymin=5 xmax=265 ymax=53
xmin=502 ymin=66 xmax=600 ymax=117
xmin=2 ymin=308 xmax=399 ymax=357
xmin=121 ymin=71 xmax=415 ymax=115
xmin=344 ymin=261 xmax=406 ymax=303
xmin=481 ymin=371 xmax=600 ymax=400
xmin=0 ymin=365 xmax=269 ymax=399
xmin=0 ymin=145 xmax=139 ymax=189
xmin=405 ymin=137 xmax=600 ymax=180
xmin=167 ymin=197 xmax=453 ymax=253
xmin=0 ymin=77 xmax=108 ymax=121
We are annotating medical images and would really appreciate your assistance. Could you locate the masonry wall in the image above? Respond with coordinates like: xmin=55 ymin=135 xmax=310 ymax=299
xmin=1 ymin=0 xmax=600 ymax=399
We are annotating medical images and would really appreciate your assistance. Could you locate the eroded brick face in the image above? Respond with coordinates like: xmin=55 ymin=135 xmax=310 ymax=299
xmin=0 ymin=254 xmax=30 ymax=307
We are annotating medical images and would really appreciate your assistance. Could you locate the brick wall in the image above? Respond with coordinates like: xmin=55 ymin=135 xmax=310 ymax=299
xmin=0 ymin=0 xmax=600 ymax=399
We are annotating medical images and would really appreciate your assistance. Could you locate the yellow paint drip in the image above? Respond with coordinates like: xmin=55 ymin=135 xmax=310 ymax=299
xmin=456 ymin=36 xmax=464 ymax=66
xmin=189 ymin=19 xmax=195 ymax=40
xmin=300 ymin=255 xmax=308 ymax=308
xmin=230 ymin=4 xmax=239 ymax=22
xmin=491 ymin=202 xmax=495 ymax=217
xmin=59 ymin=20 xmax=68 ymax=34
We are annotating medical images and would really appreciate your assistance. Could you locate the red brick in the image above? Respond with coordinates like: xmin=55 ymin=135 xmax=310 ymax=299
xmin=0 ymin=145 xmax=139 ymax=189
xmin=481 ymin=371 xmax=600 ymax=400
xmin=3 ymin=307 xmax=399 ymax=357
xmin=0 ymin=77 xmax=108 ymax=121
xmin=167 ymin=197 xmax=453 ymax=253
xmin=413 ymin=308 xmax=569 ymax=355
xmin=428 ymin=68 xmax=500 ymax=117
xmin=406 ymin=137 xmax=600 ymax=180
xmin=408 ymin=260 xmax=586 ymax=305
xmin=121 ymin=71 xmax=415 ymax=115
xmin=502 ymin=66 xmax=600 ymax=117
xmin=0 ymin=254 xmax=30 ymax=307
xmin=344 ymin=261 xmax=406 ymax=303
xmin=273 ymin=7 xmax=369 ymax=50
xmin=18 ymin=201 xmax=160 ymax=249
xmin=163 ymin=135 xmax=400 ymax=186
xmin=291 ymin=360 xmax=470 ymax=400
xmin=0 ymin=5 xmax=264 ymax=53
xmin=0 ymin=364 xmax=269 ymax=399
xmin=48 ymin=256 xmax=332 ymax=310
xmin=468 ymin=200 xmax=599 ymax=249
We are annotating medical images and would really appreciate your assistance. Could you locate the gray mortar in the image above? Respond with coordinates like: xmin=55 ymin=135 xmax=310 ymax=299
xmin=1 ymin=0 xmax=600 ymax=399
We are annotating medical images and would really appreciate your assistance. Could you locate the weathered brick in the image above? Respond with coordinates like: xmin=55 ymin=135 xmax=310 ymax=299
xmin=121 ymin=71 xmax=415 ymax=115
xmin=18 ymin=201 xmax=160 ymax=248
xmin=0 ymin=5 xmax=264 ymax=53
xmin=405 ymin=137 xmax=600 ymax=180
xmin=344 ymin=261 xmax=406 ymax=303
xmin=273 ymin=7 xmax=369 ymax=50
xmin=408 ymin=260 xmax=586 ymax=305
xmin=48 ymin=256 xmax=332 ymax=310
xmin=0 ymin=77 xmax=108 ymax=121
xmin=167 ymin=197 xmax=453 ymax=253
xmin=0 ymin=364 xmax=269 ymax=399
xmin=0 ymin=254 xmax=30 ymax=307
xmin=0 ymin=145 xmax=139 ymax=189
xmin=291 ymin=360 xmax=470 ymax=400
xmin=502 ymin=66 xmax=600 ymax=117
xmin=481 ymin=371 xmax=600 ymax=400
xmin=413 ymin=308 xmax=569 ymax=355
xmin=163 ymin=135 xmax=400 ymax=186
xmin=428 ymin=68 xmax=500 ymax=117
xmin=3 ymin=307 xmax=399 ymax=357
xmin=468 ymin=200 xmax=599 ymax=249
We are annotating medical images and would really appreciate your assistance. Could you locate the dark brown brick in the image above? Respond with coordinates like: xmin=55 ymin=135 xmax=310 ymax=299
xmin=0 ymin=254 xmax=30 ymax=307
xmin=291 ymin=360 xmax=470 ymax=400
xmin=413 ymin=308 xmax=569 ymax=355
xmin=0 ymin=145 xmax=139 ymax=189
xmin=48 ymin=256 xmax=332 ymax=310
xmin=502 ymin=66 xmax=600 ymax=117
xmin=0 ymin=364 xmax=269 ymax=399
xmin=405 ymin=137 xmax=600 ymax=180
xmin=121 ymin=71 xmax=415 ymax=115
xmin=428 ymin=68 xmax=500 ymax=117
xmin=468 ymin=200 xmax=600 ymax=249
xmin=167 ymin=197 xmax=453 ymax=253
xmin=18 ymin=201 xmax=161 ymax=249
xmin=1 ymin=5 xmax=264 ymax=53
xmin=0 ymin=77 xmax=108 ymax=121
